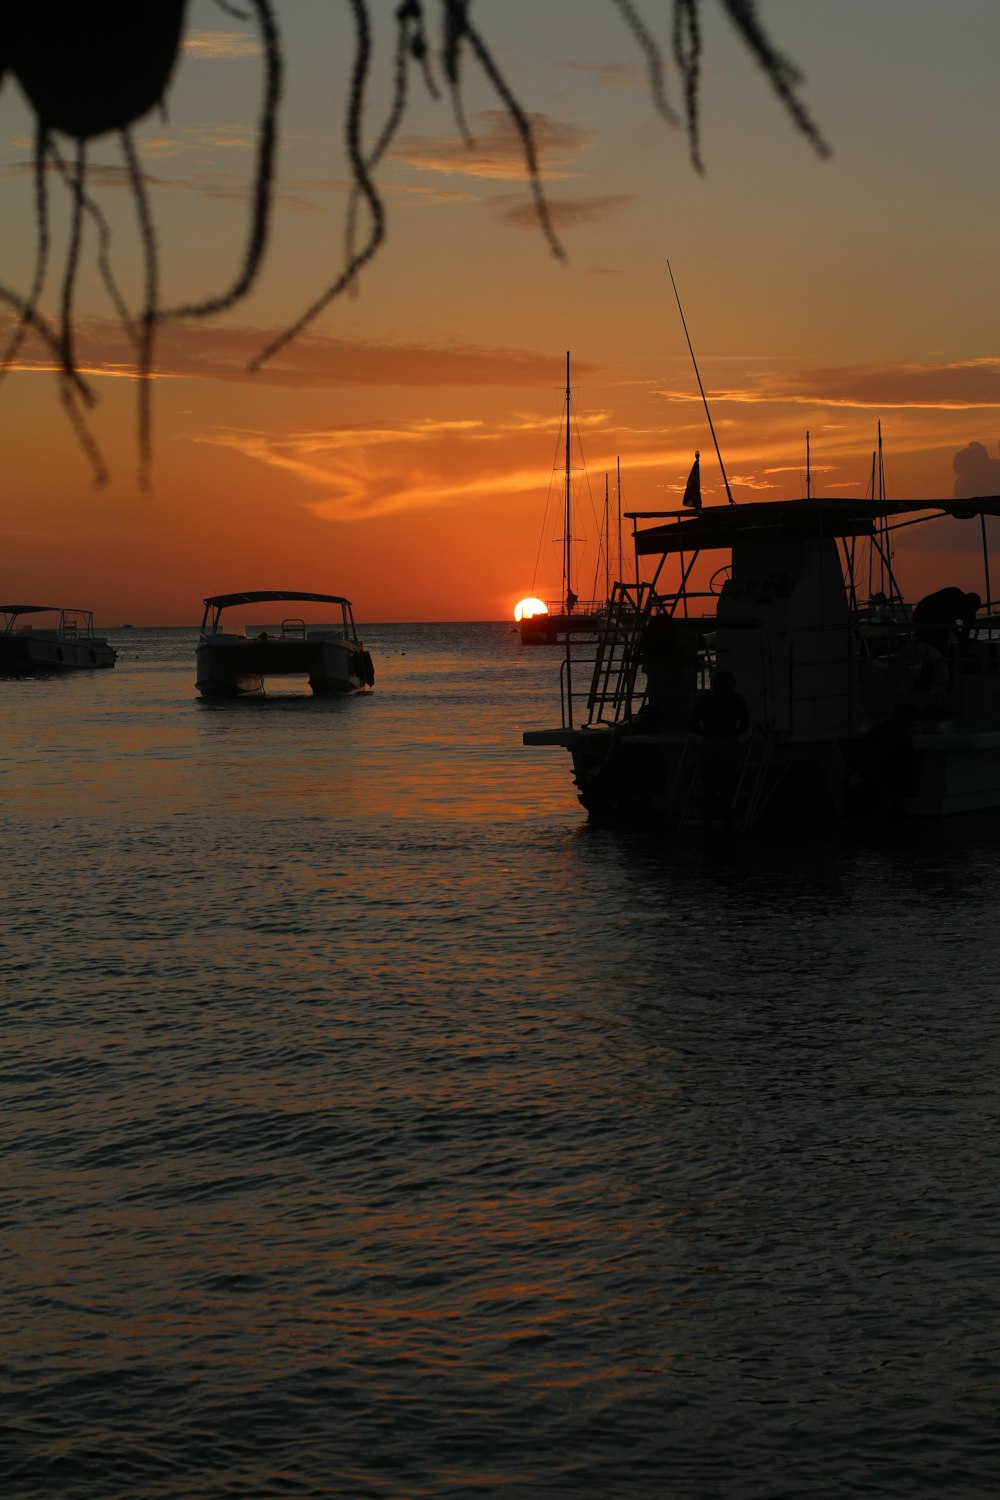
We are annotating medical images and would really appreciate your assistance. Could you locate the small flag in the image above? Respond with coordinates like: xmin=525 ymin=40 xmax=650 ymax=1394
xmin=683 ymin=450 xmax=702 ymax=510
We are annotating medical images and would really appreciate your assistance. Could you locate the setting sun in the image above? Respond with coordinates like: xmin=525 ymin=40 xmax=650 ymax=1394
xmin=514 ymin=598 xmax=549 ymax=623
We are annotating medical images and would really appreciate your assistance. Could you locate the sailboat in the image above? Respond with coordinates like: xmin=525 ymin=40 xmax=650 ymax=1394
xmin=519 ymin=352 xmax=607 ymax=645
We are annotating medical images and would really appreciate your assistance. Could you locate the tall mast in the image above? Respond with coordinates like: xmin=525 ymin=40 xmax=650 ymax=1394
xmin=877 ymin=420 xmax=889 ymax=600
xmin=604 ymin=474 xmax=610 ymax=604
xmin=806 ymin=431 xmax=812 ymax=499
xmin=564 ymin=350 xmax=572 ymax=609
xmin=616 ymin=456 xmax=623 ymax=587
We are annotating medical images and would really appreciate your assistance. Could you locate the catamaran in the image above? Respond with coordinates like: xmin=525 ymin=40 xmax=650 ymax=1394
xmin=196 ymin=591 xmax=374 ymax=698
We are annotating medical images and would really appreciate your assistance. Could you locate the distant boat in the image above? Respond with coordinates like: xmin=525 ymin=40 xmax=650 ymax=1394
xmin=195 ymin=590 xmax=374 ymax=698
xmin=519 ymin=352 xmax=606 ymax=645
xmin=0 ymin=605 xmax=117 ymax=673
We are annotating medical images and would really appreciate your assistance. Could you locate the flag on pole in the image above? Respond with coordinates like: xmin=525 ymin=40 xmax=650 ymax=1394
xmin=683 ymin=450 xmax=702 ymax=510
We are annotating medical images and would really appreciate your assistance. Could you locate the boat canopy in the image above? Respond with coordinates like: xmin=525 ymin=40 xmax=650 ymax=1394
xmin=1 ymin=604 xmax=61 ymax=615
xmin=203 ymin=590 xmax=353 ymax=609
xmin=629 ymin=495 xmax=1000 ymax=557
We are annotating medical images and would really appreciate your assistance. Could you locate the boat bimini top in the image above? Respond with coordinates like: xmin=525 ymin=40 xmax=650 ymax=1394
xmin=627 ymin=495 xmax=1000 ymax=557
xmin=200 ymin=591 xmax=357 ymax=635
xmin=1 ymin=605 xmax=97 ymax=633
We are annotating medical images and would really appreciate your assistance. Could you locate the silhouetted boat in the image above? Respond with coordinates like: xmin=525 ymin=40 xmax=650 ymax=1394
xmin=524 ymin=494 xmax=1000 ymax=825
xmin=196 ymin=591 xmax=374 ymax=698
xmin=0 ymin=605 xmax=117 ymax=673
xmin=519 ymin=353 xmax=606 ymax=645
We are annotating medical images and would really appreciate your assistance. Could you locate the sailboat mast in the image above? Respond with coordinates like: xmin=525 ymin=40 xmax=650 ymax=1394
xmin=616 ymin=456 xmax=623 ymax=586
xmin=604 ymin=474 xmax=610 ymax=605
xmin=877 ymin=420 xmax=891 ymax=602
xmin=564 ymin=350 xmax=572 ymax=610
xmin=806 ymin=431 xmax=811 ymax=499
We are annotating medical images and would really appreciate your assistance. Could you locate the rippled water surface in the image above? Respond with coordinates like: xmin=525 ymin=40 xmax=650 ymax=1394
xmin=5 ymin=622 xmax=1000 ymax=1498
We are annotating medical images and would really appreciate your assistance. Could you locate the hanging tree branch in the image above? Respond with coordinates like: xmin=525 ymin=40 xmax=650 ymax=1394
xmin=0 ymin=0 xmax=829 ymax=480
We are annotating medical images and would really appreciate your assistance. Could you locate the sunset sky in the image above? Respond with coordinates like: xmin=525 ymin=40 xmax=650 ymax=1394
xmin=2 ymin=0 xmax=999 ymax=624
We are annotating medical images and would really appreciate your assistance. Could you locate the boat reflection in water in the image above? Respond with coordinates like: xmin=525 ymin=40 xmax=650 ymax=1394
xmin=524 ymin=494 xmax=1000 ymax=826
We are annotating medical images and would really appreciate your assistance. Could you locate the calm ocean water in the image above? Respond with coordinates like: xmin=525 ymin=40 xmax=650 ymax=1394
xmin=4 ymin=621 xmax=1000 ymax=1498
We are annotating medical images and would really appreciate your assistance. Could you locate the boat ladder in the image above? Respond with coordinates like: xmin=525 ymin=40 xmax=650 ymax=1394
xmin=584 ymin=582 xmax=655 ymax=727
xmin=675 ymin=728 xmax=775 ymax=831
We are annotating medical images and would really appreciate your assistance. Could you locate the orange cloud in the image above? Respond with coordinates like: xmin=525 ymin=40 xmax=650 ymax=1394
xmin=189 ymin=408 xmax=599 ymax=522
xmin=2 ymin=316 xmax=586 ymax=391
xmin=182 ymin=31 xmax=263 ymax=61
xmin=388 ymin=110 xmax=594 ymax=181
xmin=666 ymin=359 xmax=1000 ymax=413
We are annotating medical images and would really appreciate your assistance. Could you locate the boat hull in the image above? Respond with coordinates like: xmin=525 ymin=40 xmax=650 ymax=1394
xmin=907 ymin=728 xmax=1000 ymax=816
xmin=524 ymin=724 xmax=851 ymax=827
xmin=519 ymin=611 xmax=604 ymax=645
xmin=0 ymin=632 xmax=116 ymax=673
xmin=525 ymin=718 xmax=1000 ymax=826
xmin=196 ymin=634 xmax=373 ymax=697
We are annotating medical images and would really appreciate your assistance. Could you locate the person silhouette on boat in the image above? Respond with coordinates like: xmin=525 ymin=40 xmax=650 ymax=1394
xmin=911 ymin=586 xmax=981 ymax=690
xmin=689 ymin=670 xmax=750 ymax=829
xmin=912 ymin=587 xmax=980 ymax=656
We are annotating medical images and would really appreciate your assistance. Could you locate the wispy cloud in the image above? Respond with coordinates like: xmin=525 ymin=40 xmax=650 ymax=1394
xmin=182 ymin=31 xmax=263 ymax=61
xmin=192 ymin=416 xmax=561 ymax=520
xmin=388 ymin=110 xmax=594 ymax=182
xmin=656 ymin=359 xmax=1000 ymax=413
xmin=494 ymin=192 xmax=634 ymax=230
xmin=561 ymin=59 xmax=651 ymax=90
xmin=0 ymin=316 xmax=586 ymax=393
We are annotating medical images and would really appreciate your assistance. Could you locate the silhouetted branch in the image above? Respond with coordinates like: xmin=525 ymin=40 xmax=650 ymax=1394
xmin=0 ymin=0 xmax=830 ymax=478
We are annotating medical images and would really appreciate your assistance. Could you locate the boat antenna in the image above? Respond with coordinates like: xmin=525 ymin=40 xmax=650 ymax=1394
xmin=667 ymin=261 xmax=734 ymax=505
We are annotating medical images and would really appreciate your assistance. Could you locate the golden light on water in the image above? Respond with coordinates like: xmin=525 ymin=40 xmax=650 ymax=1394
xmin=514 ymin=598 xmax=548 ymax=623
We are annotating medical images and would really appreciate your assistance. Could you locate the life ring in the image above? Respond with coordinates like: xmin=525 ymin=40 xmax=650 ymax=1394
xmin=887 ymin=640 xmax=948 ymax=702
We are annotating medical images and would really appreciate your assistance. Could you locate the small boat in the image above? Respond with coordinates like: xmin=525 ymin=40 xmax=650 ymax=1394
xmin=196 ymin=590 xmax=374 ymax=698
xmin=523 ymin=493 xmax=1000 ymax=826
xmin=0 ymin=604 xmax=117 ymax=673
xmin=518 ymin=353 xmax=606 ymax=645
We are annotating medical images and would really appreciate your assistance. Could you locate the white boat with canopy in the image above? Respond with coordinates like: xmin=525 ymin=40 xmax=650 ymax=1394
xmin=0 ymin=605 xmax=116 ymax=673
xmin=196 ymin=590 xmax=374 ymax=698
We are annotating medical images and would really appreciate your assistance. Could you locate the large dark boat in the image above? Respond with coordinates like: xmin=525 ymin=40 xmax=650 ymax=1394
xmin=524 ymin=493 xmax=1000 ymax=825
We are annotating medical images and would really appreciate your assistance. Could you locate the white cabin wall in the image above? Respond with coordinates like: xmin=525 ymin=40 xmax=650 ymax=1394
xmin=714 ymin=535 xmax=861 ymax=737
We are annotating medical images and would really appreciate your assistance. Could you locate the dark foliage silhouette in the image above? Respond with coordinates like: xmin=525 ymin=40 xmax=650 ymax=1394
xmin=0 ymin=0 xmax=827 ymax=483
